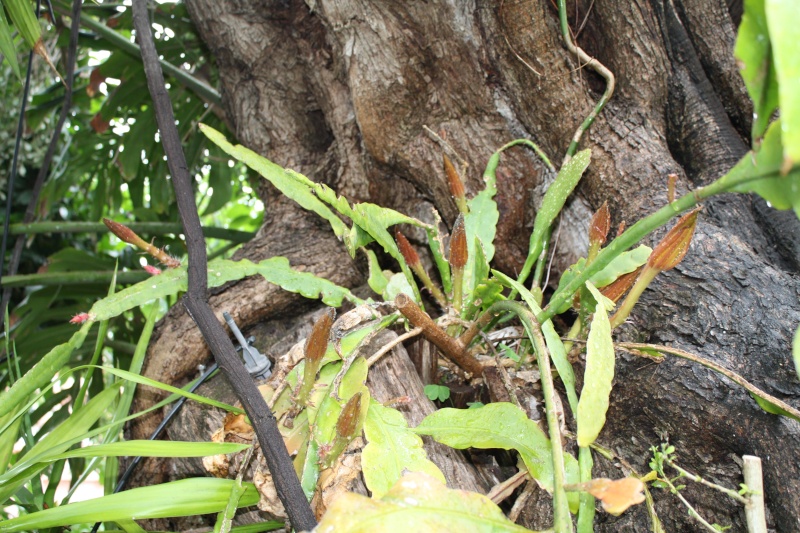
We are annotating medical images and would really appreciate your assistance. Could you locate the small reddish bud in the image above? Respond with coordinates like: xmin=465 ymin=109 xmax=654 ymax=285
xmin=103 ymin=218 xmax=141 ymax=245
xmin=444 ymin=154 xmax=466 ymax=203
xmin=336 ymin=392 xmax=363 ymax=439
xmin=600 ymin=266 xmax=643 ymax=303
xmin=144 ymin=265 xmax=162 ymax=275
xmin=617 ymin=221 xmax=627 ymax=236
xmin=648 ymin=207 xmax=701 ymax=271
xmin=395 ymin=229 xmax=421 ymax=267
xmin=70 ymin=312 xmax=93 ymax=324
xmin=305 ymin=309 xmax=334 ymax=366
xmin=667 ymin=174 xmax=678 ymax=203
xmin=449 ymin=214 xmax=468 ymax=270
xmin=589 ymin=202 xmax=610 ymax=247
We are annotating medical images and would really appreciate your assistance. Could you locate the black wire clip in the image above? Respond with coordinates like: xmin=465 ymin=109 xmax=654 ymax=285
xmin=223 ymin=311 xmax=272 ymax=380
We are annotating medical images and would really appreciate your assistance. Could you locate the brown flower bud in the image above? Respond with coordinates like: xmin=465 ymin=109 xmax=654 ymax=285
xmin=336 ymin=392 xmax=363 ymax=439
xmin=103 ymin=218 xmax=145 ymax=247
xmin=648 ymin=208 xmax=701 ymax=271
xmin=589 ymin=201 xmax=610 ymax=247
xmin=395 ymin=229 xmax=421 ymax=267
xmin=305 ymin=308 xmax=334 ymax=366
xmin=449 ymin=214 xmax=467 ymax=270
xmin=444 ymin=154 xmax=466 ymax=210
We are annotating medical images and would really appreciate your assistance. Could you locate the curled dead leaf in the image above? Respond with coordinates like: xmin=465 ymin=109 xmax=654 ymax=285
xmin=581 ymin=477 xmax=646 ymax=516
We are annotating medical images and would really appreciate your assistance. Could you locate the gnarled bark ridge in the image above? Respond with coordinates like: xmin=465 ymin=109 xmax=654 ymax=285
xmin=129 ymin=0 xmax=800 ymax=530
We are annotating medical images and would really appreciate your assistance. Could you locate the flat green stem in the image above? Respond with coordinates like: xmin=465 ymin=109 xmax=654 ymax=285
xmin=51 ymin=1 xmax=221 ymax=105
xmin=1 ymin=270 xmax=149 ymax=288
xmin=10 ymin=221 xmax=254 ymax=242
xmin=487 ymin=300 xmax=572 ymax=533
xmin=557 ymin=0 xmax=615 ymax=162
xmin=539 ymin=169 xmax=779 ymax=324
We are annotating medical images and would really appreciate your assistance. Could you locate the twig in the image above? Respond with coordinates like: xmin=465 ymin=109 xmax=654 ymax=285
xmin=659 ymin=475 xmax=724 ymax=533
xmin=665 ymin=459 xmax=749 ymax=505
xmin=131 ymin=2 xmax=316 ymax=530
xmin=509 ymin=479 xmax=538 ymax=523
xmin=486 ymin=469 xmax=530 ymax=504
xmin=556 ymin=0 xmax=615 ymax=164
xmin=394 ymin=293 xmax=483 ymax=376
xmin=367 ymin=327 xmax=422 ymax=367
xmin=617 ymin=342 xmax=800 ymax=421
xmin=742 ymin=455 xmax=767 ymax=533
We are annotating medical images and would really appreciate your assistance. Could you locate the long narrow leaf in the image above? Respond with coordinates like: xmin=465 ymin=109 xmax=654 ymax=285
xmin=518 ymin=149 xmax=591 ymax=285
xmin=0 ymin=478 xmax=260 ymax=532
xmin=0 ymin=6 xmax=21 ymax=80
xmin=43 ymin=440 xmax=250 ymax=462
xmin=576 ymin=283 xmax=616 ymax=447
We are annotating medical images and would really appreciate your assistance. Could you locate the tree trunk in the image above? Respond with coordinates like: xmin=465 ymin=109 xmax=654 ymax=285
xmin=128 ymin=0 xmax=800 ymax=531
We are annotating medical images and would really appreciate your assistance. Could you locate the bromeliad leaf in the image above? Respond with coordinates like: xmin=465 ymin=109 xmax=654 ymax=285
xmin=316 ymin=472 xmax=533 ymax=533
xmin=577 ymin=283 xmax=616 ymax=447
xmin=362 ymin=401 xmax=445 ymax=499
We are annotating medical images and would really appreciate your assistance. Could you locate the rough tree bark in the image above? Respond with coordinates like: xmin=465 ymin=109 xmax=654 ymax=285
xmin=128 ymin=0 xmax=800 ymax=531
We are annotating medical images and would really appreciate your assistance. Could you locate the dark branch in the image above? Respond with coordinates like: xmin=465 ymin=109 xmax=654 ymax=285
xmin=130 ymin=1 xmax=317 ymax=530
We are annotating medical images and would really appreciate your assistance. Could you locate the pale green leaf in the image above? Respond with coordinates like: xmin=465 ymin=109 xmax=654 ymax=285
xmin=751 ymin=393 xmax=800 ymax=422
xmin=577 ymin=283 xmax=616 ymax=447
xmin=199 ymin=124 xmax=348 ymax=240
xmin=316 ymin=472 xmax=534 ymax=533
xmin=0 ymin=478 xmax=259 ymax=532
xmin=0 ymin=7 xmax=21 ymax=81
xmin=735 ymin=0 xmax=779 ymax=141
xmin=726 ymin=119 xmax=800 ymax=217
xmin=2 ymin=0 xmax=41 ymax=50
xmin=766 ymin=0 xmax=800 ymax=166
xmin=364 ymin=248 xmax=390 ymax=296
xmin=383 ymin=272 xmax=414 ymax=301
xmin=464 ymin=170 xmax=498 ymax=298
xmin=415 ymin=402 xmax=564 ymax=492
xmin=362 ymin=401 xmax=445 ymax=499
xmin=519 ymin=149 xmax=591 ymax=284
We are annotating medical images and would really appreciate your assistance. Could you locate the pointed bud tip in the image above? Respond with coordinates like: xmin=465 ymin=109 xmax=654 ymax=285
xmin=305 ymin=308 xmax=335 ymax=364
xmin=395 ymin=229 xmax=421 ymax=267
xmin=443 ymin=154 xmax=465 ymax=201
xmin=336 ymin=392 xmax=363 ymax=438
xmin=449 ymin=214 xmax=467 ymax=269
xmin=589 ymin=202 xmax=611 ymax=246
xmin=649 ymin=207 xmax=701 ymax=271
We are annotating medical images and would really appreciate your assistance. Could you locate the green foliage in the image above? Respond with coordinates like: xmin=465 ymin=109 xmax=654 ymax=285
xmin=414 ymin=403 xmax=579 ymax=503
xmin=362 ymin=401 xmax=445 ymax=499
xmin=318 ymin=472 xmax=534 ymax=533
xmin=576 ymin=283 xmax=615 ymax=448
xmin=0 ymin=478 xmax=260 ymax=532
xmin=423 ymin=384 xmax=450 ymax=402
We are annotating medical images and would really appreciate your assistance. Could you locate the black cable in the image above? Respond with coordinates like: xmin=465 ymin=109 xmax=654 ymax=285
xmin=89 ymin=361 xmax=219 ymax=533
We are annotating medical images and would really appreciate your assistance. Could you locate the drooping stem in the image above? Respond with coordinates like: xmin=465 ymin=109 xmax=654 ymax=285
xmin=540 ymin=167 xmax=782 ymax=324
xmin=557 ymin=0 xmax=615 ymax=164
xmin=484 ymin=300 xmax=572 ymax=533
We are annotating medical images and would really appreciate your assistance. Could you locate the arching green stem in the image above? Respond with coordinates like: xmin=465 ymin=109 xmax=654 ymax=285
xmin=485 ymin=300 xmax=572 ymax=533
